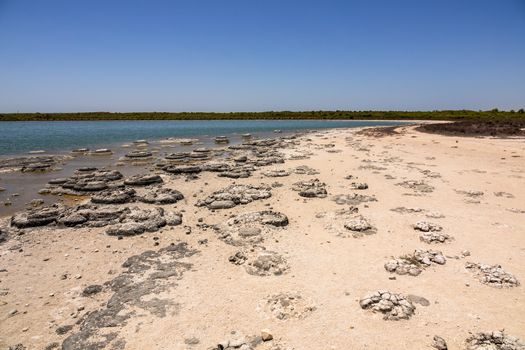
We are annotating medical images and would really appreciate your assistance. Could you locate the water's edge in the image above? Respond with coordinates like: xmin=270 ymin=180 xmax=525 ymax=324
xmin=0 ymin=120 xmax=406 ymax=157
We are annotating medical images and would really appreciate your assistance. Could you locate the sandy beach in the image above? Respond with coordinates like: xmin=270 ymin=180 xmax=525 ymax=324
xmin=0 ymin=124 xmax=524 ymax=350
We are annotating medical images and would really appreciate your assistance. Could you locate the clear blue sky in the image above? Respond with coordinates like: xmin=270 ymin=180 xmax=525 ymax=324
xmin=0 ymin=0 xmax=524 ymax=112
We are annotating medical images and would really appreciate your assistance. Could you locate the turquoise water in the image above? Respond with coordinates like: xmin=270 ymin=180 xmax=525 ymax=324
xmin=0 ymin=120 xmax=404 ymax=156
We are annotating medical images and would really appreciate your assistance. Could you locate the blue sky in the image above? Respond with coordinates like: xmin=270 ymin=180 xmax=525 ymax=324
xmin=0 ymin=0 xmax=524 ymax=112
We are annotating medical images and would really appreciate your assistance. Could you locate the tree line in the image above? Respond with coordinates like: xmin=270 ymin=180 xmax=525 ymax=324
xmin=0 ymin=109 xmax=524 ymax=121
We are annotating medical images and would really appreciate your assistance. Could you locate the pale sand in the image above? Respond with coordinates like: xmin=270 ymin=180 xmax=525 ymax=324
xmin=1 ymin=125 xmax=524 ymax=349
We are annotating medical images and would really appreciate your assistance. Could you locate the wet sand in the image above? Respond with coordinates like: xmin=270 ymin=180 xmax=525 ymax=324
xmin=0 ymin=124 xmax=524 ymax=350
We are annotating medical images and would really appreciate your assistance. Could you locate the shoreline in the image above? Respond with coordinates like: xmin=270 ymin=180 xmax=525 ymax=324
xmin=0 ymin=119 xmax=407 ymax=158
xmin=0 ymin=124 xmax=524 ymax=349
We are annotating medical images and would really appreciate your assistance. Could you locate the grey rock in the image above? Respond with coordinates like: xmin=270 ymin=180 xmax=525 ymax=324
xmin=332 ymin=193 xmax=377 ymax=205
xmin=414 ymin=221 xmax=442 ymax=232
xmin=137 ymin=187 xmax=184 ymax=204
xmin=163 ymin=165 xmax=202 ymax=174
xmin=56 ymin=325 xmax=73 ymax=335
xmin=385 ymin=249 xmax=446 ymax=277
xmin=465 ymin=262 xmax=520 ymax=288
xmin=214 ymin=210 xmax=288 ymax=246
xmin=91 ymin=188 xmax=136 ymax=204
xmin=292 ymin=179 xmax=327 ymax=198
xmin=351 ymin=182 xmax=369 ymax=190
xmin=123 ymin=174 xmax=163 ymax=186
xmin=11 ymin=204 xmax=65 ymax=228
xmin=82 ymin=284 xmax=103 ymax=297
xmin=124 ymin=151 xmax=152 ymax=159
xmin=209 ymin=200 xmax=237 ymax=210
xmin=465 ymin=331 xmax=525 ymax=350
xmin=262 ymin=169 xmax=290 ymax=177
xmin=396 ymin=180 xmax=434 ymax=193
xmin=359 ymin=290 xmax=416 ymax=320
xmin=419 ymin=231 xmax=452 ymax=244
xmin=196 ymin=184 xmax=271 ymax=210
xmin=245 ymin=250 xmax=289 ymax=276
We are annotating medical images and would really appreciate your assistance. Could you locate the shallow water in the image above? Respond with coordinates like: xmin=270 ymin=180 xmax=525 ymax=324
xmin=0 ymin=120 xmax=403 ymax=156
xmin=0 ymin=120 xmax=406 ymax=216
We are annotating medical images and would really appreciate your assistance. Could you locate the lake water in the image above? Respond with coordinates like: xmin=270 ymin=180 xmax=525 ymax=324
xmin=0 ymin=120 xmax=404 ymax=156
xmin=0 ymin=119 xmax=407 ymax=216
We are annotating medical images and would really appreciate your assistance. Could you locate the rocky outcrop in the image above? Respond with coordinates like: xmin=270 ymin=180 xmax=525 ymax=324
xmin=136 ymin=187 xmax=184 ymax=204
xmin=213 ymin=211 xmax=288 ymax=246
xmin=292 ymin=179 xmax=327 ymax=198
xmin=123 ymin=174 xmax=163 ymax=186
xmin=465 ymin=331 xmax=525 ymax=350
xmin=196 ymin=184 xmax=271 ymax=210
xmin=384 ymin=250 xmax=446 ymax=276
xmin=359 ymin=290 xmax=416 ymax=320
xmin=91 ymin=188 xmax=136 ymax=204
xmin=465 ymin=262 xmax=520 ymax=288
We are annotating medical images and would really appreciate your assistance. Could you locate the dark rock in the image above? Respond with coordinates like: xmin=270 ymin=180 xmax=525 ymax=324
xmin=163 ymin=165 xmax=202 ymax=174
xmin=124 ymin=151 xmax=153 ymax=159
xmin=91 ymin=188 xmax=136 ymax=204
xmin=56 ymin=325 xmax=74 ymax=335
xmin=82 ymin=284 xmax=103 ymax=297
xmin=62 ymin=243 xmax=197 ymax=350
xmin=11 ymin=204 xmax=65 ymax=228
xmin=123 ymin=174 xmax=163 ymax=186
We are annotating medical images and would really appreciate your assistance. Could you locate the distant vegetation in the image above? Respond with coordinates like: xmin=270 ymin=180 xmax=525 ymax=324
xmin=418 ymin=118 xmax=525 ymax=137
xmin=0 ymin=109 xmax=524 ymax=121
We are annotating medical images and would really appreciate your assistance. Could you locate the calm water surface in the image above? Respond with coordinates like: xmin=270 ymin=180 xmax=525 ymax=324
xmin=0 ymin=119 xmax=406 ymax=215
xmin=0 ymin=120 xmax=404 ymax=156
